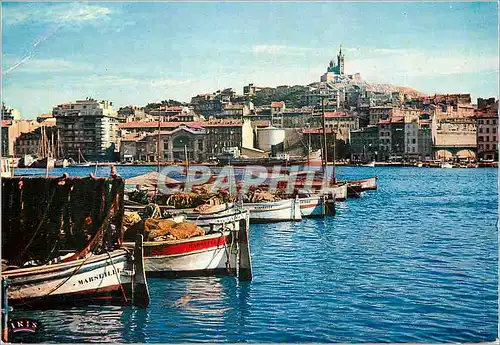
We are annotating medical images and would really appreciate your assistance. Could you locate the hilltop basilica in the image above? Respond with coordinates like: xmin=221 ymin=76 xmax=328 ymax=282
xmin=320 ymin=45 xmax=362 ymax=84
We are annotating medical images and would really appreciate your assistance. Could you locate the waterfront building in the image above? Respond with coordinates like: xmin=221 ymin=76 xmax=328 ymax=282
xmin=403 ymin=108 xmax=421 ymax=160
xmin=53 ymin=99 xmax=119 ymax=161
xmin=14 ymin=125 xmax=58 ymax=157
xmin=475 ymin=99 xmax=498 ymax=161
xmin=378 ymin=117 xmax=405 ymax=160
xmin=349 ymin=125 xmax=380 ymax=161
xmin=119 ymin=119 xmax=254 ymax=161
xmin=4 ymin=119 xmax=42 ymax=157
xmin=418 ymin=119 xmax=433 ymax=160
xmin=431 ymin=103 xmax=477 ymax=160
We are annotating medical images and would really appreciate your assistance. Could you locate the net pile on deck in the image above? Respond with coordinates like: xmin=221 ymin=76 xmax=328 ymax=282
xmin=1 ymin=176 xmax=125 ymax=268
xmin=124 ymin=218 xmax=204 ymax=242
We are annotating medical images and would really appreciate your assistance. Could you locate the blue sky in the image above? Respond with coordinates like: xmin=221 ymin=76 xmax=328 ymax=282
xmin=2 ymin=2 xmax=498 ymax=118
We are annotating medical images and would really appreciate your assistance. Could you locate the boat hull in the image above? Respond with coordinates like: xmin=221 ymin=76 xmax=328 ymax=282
xmin=342 ymin=177 xmax=378 ymax=191
xmin=2 ymin=250 xmax=134 ymax=308
xmin=125 ymin=232 xmax=238 ymax=277
xmin=244 ymin=199 xmax=302 ymax=222
xmin=298 ymin=195 xmax=326 ymax=217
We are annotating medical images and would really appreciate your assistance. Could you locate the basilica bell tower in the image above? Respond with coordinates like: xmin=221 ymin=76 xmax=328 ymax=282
xmin=337 ymin=45 xmax=345 ymax=75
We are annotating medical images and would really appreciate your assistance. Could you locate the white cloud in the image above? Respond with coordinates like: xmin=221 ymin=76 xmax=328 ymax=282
xmin=3 ymin=3 xmax=112 ymax=26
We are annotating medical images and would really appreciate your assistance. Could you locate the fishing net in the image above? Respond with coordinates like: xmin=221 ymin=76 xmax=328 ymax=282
xmin=1 ymin=176 xmax=124 ymax=267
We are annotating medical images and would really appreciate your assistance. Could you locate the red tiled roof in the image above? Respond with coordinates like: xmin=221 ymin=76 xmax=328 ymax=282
xmin=271 ymin=102 xmax=284 ymax=108
xmin=1 ymin=120 xmax=12 ymax=127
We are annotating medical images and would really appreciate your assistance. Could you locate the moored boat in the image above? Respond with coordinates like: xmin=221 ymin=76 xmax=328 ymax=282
xmin=3 ymin=249 xmax=134 ymax=308
xmin=244 ymin=198 xmax=302 ymax=222
xmin=29 ymin=157 xmax=55 ymax=169
xmin=440 ymin=162 xmax=453 ymax=169
xmin=122 ymin=208 xmax=252 ymax=280
xmin=342 ymin=176 xmax=378 ymax=191
xmin=297 ymin=194 xmax=326 ymax=217
xmin=1 ymin=175 xmax=150 ymax=309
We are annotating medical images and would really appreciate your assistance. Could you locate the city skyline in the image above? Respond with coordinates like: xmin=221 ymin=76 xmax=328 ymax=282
xmin=2 ymin=1 xmax=499 ymax=118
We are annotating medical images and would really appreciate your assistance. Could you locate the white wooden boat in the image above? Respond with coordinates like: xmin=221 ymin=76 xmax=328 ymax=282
xmin=321 ymin=183 xmax=348 ymax=201
xmin=440 ymin=162 xmax=453 ymax=169
xmin=3 ymin=249 xmax=135 ymax=308
xmin=362 ymin=161 xmax=376 ymax=167
xmin=346 ymin=177 xmax=378 ymax=191
xmin=244 ymin=198 xmax=301 ymax=222
xmin=127 ymin=231 xmax=237 ymax=277
xmin=297 ymin=195 xmax=326 ymax=217
xmin=123 ymin=210 xmax=252 ymax=280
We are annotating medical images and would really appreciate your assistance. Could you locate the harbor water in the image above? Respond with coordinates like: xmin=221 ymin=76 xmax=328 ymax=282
xmin=8 ymin=166 xmax=498 ymax=343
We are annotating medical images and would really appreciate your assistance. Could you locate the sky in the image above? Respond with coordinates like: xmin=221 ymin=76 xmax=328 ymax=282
xmin=1 ymin=1 xmax=499 ymax=118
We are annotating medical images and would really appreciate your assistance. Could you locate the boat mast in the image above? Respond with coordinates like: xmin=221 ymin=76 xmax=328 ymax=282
xmin=51 ymin=130 xmax=56 ymax=160
xmin=321 ymin=96 xmax=328 ymax=183
xmin=157 ymin=115 xmax=161 ymax=173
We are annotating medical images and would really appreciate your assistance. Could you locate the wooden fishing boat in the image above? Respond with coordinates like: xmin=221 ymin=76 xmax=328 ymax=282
xmin=1 ymin=176 xmax=150 ymax=309
xmin=440 ymin=162 xmax=453 ymax=169
xmin=319 ymin=183 xmax=348 ymax=201
xmin=362 ymin=161 xmax=376 ymax=167
xmin=244 ymin=198 xmax=301 ymax=222
xmin=297 ymin=195 xmax=326 ymax=217
xmin=296 ymin=193 xmax=336 ymax=217
xmin=3 ymin=249 xmax=134 ymax=308
xmin=30 ymin=157 xmax=55 ymax=169
xmin=342 ymin=176 xmax=378 ymax=191
xmin=123 ymin=210 xmax=251 ymax=279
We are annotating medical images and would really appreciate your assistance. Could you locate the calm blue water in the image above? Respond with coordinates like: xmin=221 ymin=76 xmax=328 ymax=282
xmin=9 ymin=166 xmax=498 ymax=343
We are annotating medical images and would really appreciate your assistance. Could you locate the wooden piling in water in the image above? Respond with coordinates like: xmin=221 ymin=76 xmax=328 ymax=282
xmin=237 ymin=218 xmax=253 ymax=281
xmin=2 ymin=277 xmax=8 ymax=343
xmin=133 ymin=235 xmax=150 ymax=308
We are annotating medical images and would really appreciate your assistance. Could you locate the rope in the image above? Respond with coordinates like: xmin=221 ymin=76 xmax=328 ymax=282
xmin=17 ymin=252 xmax=94 ymax=308
xmin=106 ymin=251 xmax=128 ymax=303
xmin=220 ymin=225 xmax=233 ymax=272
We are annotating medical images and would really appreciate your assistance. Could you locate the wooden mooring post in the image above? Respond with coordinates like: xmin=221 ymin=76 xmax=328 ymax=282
xmin=133 ymin=235 xmax=150 ymax=308
xmin=2 ymin=277 xmax=8 ymax=343
xmin=237 ymin=217 xmax=253 ymax=281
